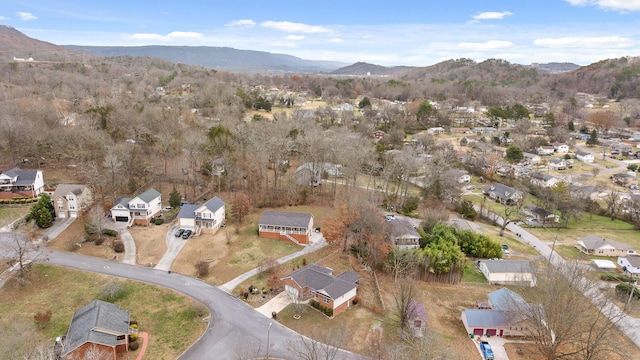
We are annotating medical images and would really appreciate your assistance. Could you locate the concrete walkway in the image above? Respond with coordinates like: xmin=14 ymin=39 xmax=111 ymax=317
xmin=154 ymin=223 xmax=188 ymax=271
xmin=103 ymin=220 xmax=136 ymax=265
xmin=218 ymin=231 xmax=328 ymax=294
xmin=255 ymin=290 xmax=294 ymax=317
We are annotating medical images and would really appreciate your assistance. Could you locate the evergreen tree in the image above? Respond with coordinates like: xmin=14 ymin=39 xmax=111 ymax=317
xmin=29 ymin=194 xmax=54 ymax=228
xmin=169 ymin=188 xmax=182 ymax=208
xmin=586 ymin=130 xmax=599 ymax=146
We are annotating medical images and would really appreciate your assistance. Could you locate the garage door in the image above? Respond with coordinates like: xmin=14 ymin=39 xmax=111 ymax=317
xmin=58 ymin=212 xmax=66 ymax=219
xmin=473 ymin=329 xmax=484 ymax=336
xmin=115 ymin=216 xmax=129 ymax=222
xmin=486 ymin=329 xmax=497 ymax=336
xmin=70 ymin=212 xmax=77 ymax=218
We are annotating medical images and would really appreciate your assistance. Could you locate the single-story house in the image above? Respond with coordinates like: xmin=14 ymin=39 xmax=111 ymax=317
xmin=482 ymin=183 xmax=523 ymax=205
xmin=451 ymin=127 xmax=472 ymax=134
xmin=63 ymin=300 xmax=131 ymax=360
xmin=575 ymin=151 xmax=594 ymax=163
xmin=523 ymin=205 xmax=559 ymax=224
xmin=479 ymin=260 xmax=536 ymax=287
xmin=0 ymin=167 xmax=45 ymax=198
xmin=281 ymin=263 xmax=360 ymax=317
xmin=258 ymin=211 xmax=314 ymax=245
xmin=388 ymin=218 xmax=421 ymax=250
xmin=618 ymin=256 xmax=640 ymax=275
xmin=522 ymin=152 xmax=541 ymax=164
xmin=548 ymin=158 xmax=568 ymax=170
xmin=294 ymin=162 xmax=345 ymax=187
xmin=536 ymin=145 xmax=555 ymax=156
xmin=530 ymin=172 xmax=560 ymax=188
xmin=450 ymin=169 xmax=471 ymax=183
xmin=577 ymin=234 xmax=636 ymax=257
xmin=571 ymin=132 xmax=590 ymax=140
xmin=612 ymin=173 xmax=637 ymax=187
xmin=427 ymin=127 xmax=446 ymax=135
xmin=552 ymin=143 xmax=570 ymax=154
xmin=177 ymin=197 xmax=226 ymax=235
xmin=110 ymin=188 xmax=162 ymax=226
xmin=461 ymin=288 xmax=531 ymax=338
xmin=51 ymin=184 xmax=92 ymax=219
xmin=407 ymin=300 xmax=428 ymax=336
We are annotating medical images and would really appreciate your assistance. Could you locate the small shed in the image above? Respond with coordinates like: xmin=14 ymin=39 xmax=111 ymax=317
xmin=592 ymin=259 xmax=617 ymax=270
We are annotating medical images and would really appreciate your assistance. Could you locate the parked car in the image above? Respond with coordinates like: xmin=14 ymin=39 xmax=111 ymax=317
xmin=182 ymin=230 xmax=192 ymax=239
xmin=385 ymin=214 xmax=395 ymax=221
xmin=175 ymin=229 xmax=185 ymax=237
xmin=480 ymin=341 xmax=494 ymax=360
xmin=466 ymin=185 xmax=476 ymax=190
xmin=629 ymin=185 xmax=640 ymax=190
xmin=501 ymin=244 xmax=509 ymax=250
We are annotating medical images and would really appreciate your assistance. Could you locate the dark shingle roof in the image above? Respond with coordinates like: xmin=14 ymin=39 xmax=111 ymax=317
xmin=388 ymin=218 xmax=420 ymax=239
xmin=463 ymin=309 xmax=508 ymax=327
xmin=259 ymin=211 xmax=312 ymax=228
xmin=481 ymin=260 xmax=533 ymax=274
xmin=177 ymin=204 xmax=199 ymax=219
xmin=52 ymin=184 xmax=86 ymax=199
xmin=283 ymin=264 xmax=358 ymax=300
xmin=3 ymin=167 xmax=39 ymax=186
xmin=64 ymin=300 xmax=129 ymax=356
xmin=487 ymin=288 xmax=526 ymax=311
xmin=202 ymin=197 xmax=225 ymax=212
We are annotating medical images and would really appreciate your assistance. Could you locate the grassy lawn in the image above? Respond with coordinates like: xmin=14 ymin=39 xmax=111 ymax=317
xmin=0 ymin=264 xmax=207 ymax=360
xmin=525 ymin=214 xmax=640 ymax=247
xmin=0 ymin=204 xmax=31 ymax=228
xmin=462 ymin=260 xmax=487 ymax=283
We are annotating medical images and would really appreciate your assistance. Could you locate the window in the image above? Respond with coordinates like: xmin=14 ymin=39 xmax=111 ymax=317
xmin=322 ymin=295 xmax=330 ymax=304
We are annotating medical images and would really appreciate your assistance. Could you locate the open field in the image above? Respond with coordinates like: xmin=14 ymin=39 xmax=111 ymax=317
xmin=0 ymin=204 xmax=30 ymax=229
xmin=0 ymin=264 xmax=207 ymax=360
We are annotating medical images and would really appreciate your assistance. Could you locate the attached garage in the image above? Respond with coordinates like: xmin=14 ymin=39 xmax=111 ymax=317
xmin=473 ymin=328 xmax=484 ymax=336
xmin=486 ymin=329 xmax=497 ymax=336
xmin=70 ymin=212 xmax=78 ymax=218
xmin=58 ymin=212 xmax=66 ymax=218
xmin=115 ymin=216 xmax=129 ymax=222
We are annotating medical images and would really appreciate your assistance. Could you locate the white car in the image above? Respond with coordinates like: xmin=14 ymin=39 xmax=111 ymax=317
xmin=385 ymin=214 xmax=395 ymax=221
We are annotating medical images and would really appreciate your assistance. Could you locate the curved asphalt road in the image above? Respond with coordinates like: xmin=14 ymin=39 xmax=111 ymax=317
xmin=44 ymin=250 xmax=366 ymax=360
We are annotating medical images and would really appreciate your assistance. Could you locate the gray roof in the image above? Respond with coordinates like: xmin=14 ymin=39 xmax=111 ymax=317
xmin=463 ymin=309 xmax=509 ymax=327
xmin=202 ymin=196 xmax=225 ymax=212
xmin=481 ymin=260 xmax=534 ymax=274
xmin=482 ymin=183 xmax=521 ymax=200
xmin=65 ymin=300 xmax=130 ymax=356
xmin=388 ymin=218 xmax=420 ymax=239
xmin=336 ymin=270 xmax=361 ymax=284
xmin=282 ymin=264 xmax=358 ymax=300
xmin=578 ymin=234 xmax=635 ymax=251
xmin=259 ymin=211 xmax=313 ymax=228
xmin=3 ymin=167 xmax=39 ymax=186
xmin=531 ymin=172 xmax=555 ymax=181
xmin=52 ymin=184 xmax=86 ymax=199
xmin=622 ymin=256 xmax=640 ymax=267
xmin=137 ymin=188 xmax=161 ymax=203
xmin=487 ymin=288 xmax=526 ymax=311
xmin=177 ymin=204 xmax=199 ymax=219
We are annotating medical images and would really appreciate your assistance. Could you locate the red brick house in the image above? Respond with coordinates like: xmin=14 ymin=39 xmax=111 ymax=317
xmin=63 ymin=300 xmax=132 ymax=360
xmin=281 ymin=264 xmax=360 ymax=317
xmin=258 ymin=210 xmax=314 ymax=245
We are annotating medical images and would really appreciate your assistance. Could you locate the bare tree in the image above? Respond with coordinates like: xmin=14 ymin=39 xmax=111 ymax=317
xmin=392 ymin=279 xmax=416 ymax=331
xmin=287 ymin=326 xmax=344 ymax=360
xmin=233 ymin=338 xmax=262 ymax=360
xmin=512 ymin=262 xmax=626 ymax=360
xmin=386 ymin=248 xmax=419 ymax=282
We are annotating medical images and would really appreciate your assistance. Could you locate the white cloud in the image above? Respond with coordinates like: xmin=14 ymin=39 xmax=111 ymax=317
xmin=261 ymin=21 xmax=331 ymax=33
xmin=125 ymin=31 xmax=204 ymax=41
xmin=16 ymin=12 xmax=37 ymax=21
xmin=470 ymin=11 xmax=513 ymax=24
xmin=271 ymin=41 xmax=299 ymax=48
xmin=564 ymin=0 xmax=640 ymax=11
xmin=328 ymin=38 xmax=344 ymax=43
xmin=285 ymin=35 xmax=305 ymax=40
xmin=227 ymin=19 xmax=256 ymax=27
xmin=534 ymin=36 xmax=635 ymax=48
xmin=458 ymin=40 xmax=514 ymax=50
xmin=0 ymin=16 xmax=7 ymax=20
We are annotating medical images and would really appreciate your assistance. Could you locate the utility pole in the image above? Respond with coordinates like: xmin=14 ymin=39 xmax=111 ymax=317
xmin=626 ymin=278 xmax=638 ymax=311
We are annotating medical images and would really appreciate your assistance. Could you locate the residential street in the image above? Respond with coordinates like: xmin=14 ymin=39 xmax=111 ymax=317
xmin=43 ymin=250 xmax=367 ymax=360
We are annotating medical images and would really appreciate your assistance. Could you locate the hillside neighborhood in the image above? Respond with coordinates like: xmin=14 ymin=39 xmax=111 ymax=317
xmin=2 ymin=25 xmax=640 ymax=360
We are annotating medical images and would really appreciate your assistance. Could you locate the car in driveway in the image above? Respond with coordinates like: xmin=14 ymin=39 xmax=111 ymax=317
xmin=480 ymin=341 xmax=494 ymax=360
xmin=182 ymin=229 xmax=192 ymax=239
xmin=175 ymin=229 xmax=185 ymax=237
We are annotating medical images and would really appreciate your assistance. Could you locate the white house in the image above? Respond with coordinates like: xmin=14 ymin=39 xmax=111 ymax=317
xmin=552 ymin=143 xmax=570 ymax=154
xmin=522 ymin=152 xmax=541 ymax=164
xmin=0 ymin=167 xmax=45 ymax=198
xmin=536 ymin=145 xmax=555 ymax=156
xmin=576 ymin=151 xmax=594 ymax=163
xmin=618 ymin=256 xmax=640 ymax=275
xmin=427 ymin=127 xmax=445 ymax=135
xmin=548 ymin=158 xmax=568 ymax=170
xmin=177 ymin=197 xmax=226 ymax=235
xmin=479 ymin=260 xmax=536 ymax=287
xmin=530 ymin=172 xmax=561 ymax=188
xmin=110 ymin=188 xmax=162 ymax=226
xmin=51 ymin=184 xmax=92 ymax=219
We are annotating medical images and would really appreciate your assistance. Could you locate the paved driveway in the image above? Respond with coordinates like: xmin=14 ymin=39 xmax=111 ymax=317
xmin=154 ymin=223 xmax=188 ymax=271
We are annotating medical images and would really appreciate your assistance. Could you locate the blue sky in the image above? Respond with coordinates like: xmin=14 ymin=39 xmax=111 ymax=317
xmin=2 ymin=0 xmax=640 ymax=66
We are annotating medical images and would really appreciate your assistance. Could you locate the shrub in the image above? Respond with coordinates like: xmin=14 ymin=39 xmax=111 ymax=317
xmin=616 ymin=282 xmax=640 ymax=301
xmin=130 ymin=323 xmax=138 ymax=329
xmin=129 ymin=333 xmax=139 ymax=341
xmin=102 ymin=229 xmax=118 ymax=237
xmin=33 ymin=310 xmax=52 ymax=328
xmin=129 ymin=341 xmax=139 ymax=351
xmin=85 ymin=223 xmax=98 ymax=235
xmin=195 ymin=261 xmax=209 ymax=277
xmin=113 ymin=240 xmax=125 ymax=253
xmin=99 ymin=280 xmax=127 ymax=301
xmin=352 ymin=297 xmax=359 ymax=305
xmin=601 ymin=273 xmax=634 ymax=282
xmin=94 ymin=236 xmax=105 ymax=246
xmin=154 ymin=218 xmax=164 ymax=225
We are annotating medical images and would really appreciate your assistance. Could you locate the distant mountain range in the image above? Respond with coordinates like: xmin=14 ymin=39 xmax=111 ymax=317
xmin=0 ymin=24 xmax=582 ymax=75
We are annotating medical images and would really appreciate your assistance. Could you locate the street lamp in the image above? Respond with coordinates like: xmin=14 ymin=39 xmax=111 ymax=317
xmin=266 ymin=322 xmax=272 ymax=359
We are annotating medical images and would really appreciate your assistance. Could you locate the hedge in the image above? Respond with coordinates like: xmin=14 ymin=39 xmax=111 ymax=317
xmin=102 ymin=229 xmax=118 ymax=237
xmin=309 ymin=299 xmax=333 ymax=317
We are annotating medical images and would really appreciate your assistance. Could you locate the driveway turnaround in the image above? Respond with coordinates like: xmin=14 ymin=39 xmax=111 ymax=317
xmin=44 ymin=250 xmax=367 ymax=360
xmin=154 ymin=223 xmax=189 ymax=271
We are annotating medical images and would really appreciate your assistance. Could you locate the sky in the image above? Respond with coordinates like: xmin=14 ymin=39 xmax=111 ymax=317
xmin=2 ymin=0 xmax=640 ymax=67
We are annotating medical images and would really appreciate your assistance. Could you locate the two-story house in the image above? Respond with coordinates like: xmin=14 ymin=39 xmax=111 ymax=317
xmin=576 ymin=151 xmax=594 ymax=163
xmin=0 ymin=167 xmax=45 ymax=198
xmin=110 ymin=188 xmax=162 ymax=226
xmin=552 ymin=143 xmax=570 ymax=154
xmin=177 ymin=197 xmax=226 ymax=235
xmin=51 ymin=184 xmax=92 ymax=219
